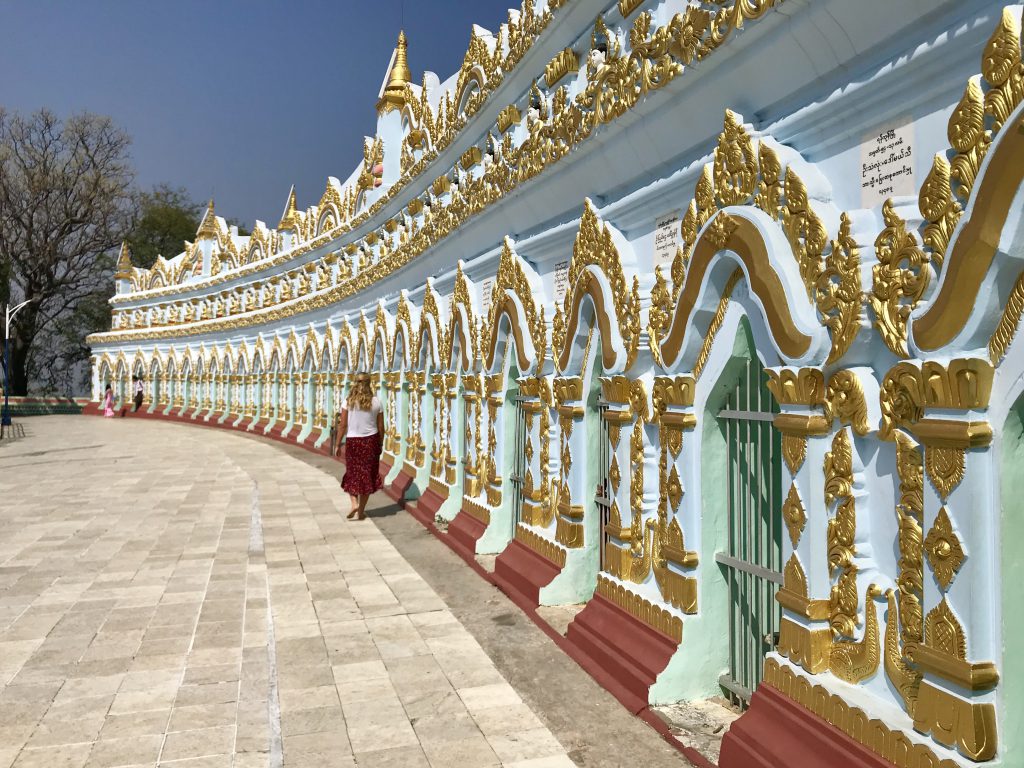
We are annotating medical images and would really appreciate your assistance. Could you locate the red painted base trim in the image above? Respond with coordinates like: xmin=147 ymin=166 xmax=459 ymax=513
xmin=447 ymin=509 xmax=487 ymax=560
xmin=410 ymin=485 xmax=447 ymax=526
xmin=719 ymin=682 xmax=898 ymax=768
xmin=565 ymin=593 xmax=679 ymax=714
xmin=380 ymin=454 xmax=395 ymax=475
xmin=492 ymin=538 xmax=562 ymax=608
xmin=384 ymin=467 xmax=414 ymax=507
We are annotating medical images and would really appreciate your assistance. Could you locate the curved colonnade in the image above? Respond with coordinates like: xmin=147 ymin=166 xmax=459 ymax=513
xmin=88 ymin=1 xmax=1024 ymax=765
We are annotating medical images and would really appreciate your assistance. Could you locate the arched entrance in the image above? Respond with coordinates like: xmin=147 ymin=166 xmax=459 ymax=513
xmin=706 ymin=320 xmax=783 ymax=706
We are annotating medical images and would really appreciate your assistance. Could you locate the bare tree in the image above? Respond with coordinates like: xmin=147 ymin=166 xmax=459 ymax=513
xmin=0 ymin=109 xmax=135 ymax=395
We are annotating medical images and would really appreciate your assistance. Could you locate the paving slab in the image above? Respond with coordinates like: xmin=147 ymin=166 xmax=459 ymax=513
xmin=0 ymin=417 xmax=691 ymax=767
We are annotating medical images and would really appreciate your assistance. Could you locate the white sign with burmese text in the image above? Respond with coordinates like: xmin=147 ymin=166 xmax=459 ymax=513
xmin=553 ymin=261 xmax=570 ymax=304
xmin=860 ymin=120 xmax=915 ymax=208
xmin=481 ymin=278 xmax=494 ymax=318
xmin=654 ymin=210 xmax=681 ymax=272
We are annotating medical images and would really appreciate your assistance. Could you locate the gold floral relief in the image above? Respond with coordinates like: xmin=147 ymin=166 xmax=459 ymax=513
xmin=815 ymin=212 xmax=863 ymax=365
xmin=870 ymin=200 xmax=932 ymax=359
xmin=782 ymin=483 xmax=806 ymax=548
xmin=781 ymin=168 xmax=827 ymax=300
xmin=829 ymin=567 xmax=860 ymax=639
xmin=824 ymin=369 xmax=870 ymax=437
xmin=914 ymin=680 xmax=997 ymax=762
xmin=823 ymin=429 xmax=853 ymax=507
xmin=713 ymin=109 xmax=757 ymax=206
xmin=924 ymin=508 xmax=966 ymax=590
xmin=895 ymin=432 xmax=925 ymax=647
xmin=925 ymin=598 xmax=966 ymax=661
xmin=924 ymin=445 xmax=965 ymax=502
xmin=666 ymin=466 xmax=683 ymax=512
xmin=827 ymin=497 xmax=856 ymax=572
xmin=781 ymin=434 xmax=806 ymax=474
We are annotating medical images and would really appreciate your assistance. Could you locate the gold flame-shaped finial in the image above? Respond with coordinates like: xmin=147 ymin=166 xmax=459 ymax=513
xmin=114 ymin=240 xmax=133 ymax=278
xmin=378 ymin=31 xmax=412 ymax=113
xmin=196 ymin=199 xmax=219 ymax=239
xmin=277 ymin=186 xmax=300 ymax=231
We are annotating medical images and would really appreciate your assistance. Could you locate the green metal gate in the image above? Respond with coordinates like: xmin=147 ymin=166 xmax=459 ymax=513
xmin=509 ymin=395 xmax=526 ymax=531
xmin=715 ymin=357 xmax=783 ymax=707
xmin=595 ymin=397 xmax=612 ymax=571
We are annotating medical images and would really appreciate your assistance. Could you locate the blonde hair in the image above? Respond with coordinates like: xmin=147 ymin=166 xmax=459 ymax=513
xmin=347 ymin=373 xmax=374 ymax=411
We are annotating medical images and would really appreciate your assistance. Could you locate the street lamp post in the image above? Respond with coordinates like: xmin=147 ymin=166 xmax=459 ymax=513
xmin=2 ymin=299 xmax=34 ymax=430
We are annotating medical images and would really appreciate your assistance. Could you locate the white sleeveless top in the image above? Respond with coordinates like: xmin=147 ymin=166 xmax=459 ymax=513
xmin=344 ymin=397 xmax=381 ymax=438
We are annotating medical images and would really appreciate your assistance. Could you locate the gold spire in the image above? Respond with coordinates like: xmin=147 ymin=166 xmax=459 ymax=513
xmin=114 ymin=240 xmax=133 ymax=278
xmin=277 ymin=186 xmax=300 ymax=231
xmin=378 ymin=31 xmax=412 ymax=113
xmin=196 ymin=199 xmax=219 ymax=239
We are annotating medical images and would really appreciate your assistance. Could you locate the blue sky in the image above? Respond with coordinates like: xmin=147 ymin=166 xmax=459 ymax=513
xmin=1 ymin=0 xmax=518 ymax=229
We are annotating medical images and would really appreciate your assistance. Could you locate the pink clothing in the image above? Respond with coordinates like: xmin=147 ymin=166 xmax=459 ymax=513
xmin=103 ymin=391 xmax=115 ymax=418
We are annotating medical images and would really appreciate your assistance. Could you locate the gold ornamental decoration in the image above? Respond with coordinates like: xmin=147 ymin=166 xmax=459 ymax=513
xmin=544 ymin=48 xmax=579 ymax=88
xmin=486 ymin=239 xmax=547 ymax=372
xmin=99 ymin=3 xmax=789 ymax=344
xmin=918 ymin=7 xmax=1024 ymax=278
xmin=989 ymin=268 xmax=1024 ymax=364
xmin=692 ymin=268 xmax=742 ymax=379
xmin=924 ymin=445 xmax=965 ymax=501
xmin=554 ymin=200 xmax=641 ymax=372
xmin=713 ymin=110 xmax=757 ymax=207
xmin=447 ymin=263 xmax=479 ymax=369
xmin=782 ymin=484 xmax=806 ymax=548
xmin=924 ymin=507 xmax=966 ymax=590
xmin=823 ymin=369 xmax=870 ymax=436
xmin=878 ymin=358 xmax=994 ymax=440
xmin=815 ymin=212 xmax=863 ymax=365
xmin=829 ymin=584 xmax=881 ymax=684
xmin=781 ymin=434 xmax=806 ymax=474
xmin=596 ymin=574 xmax=683 ymax=643
xmin=883 ymin=588 xmax=922 ymax=719
xmin=870 ymin=200 xmax=932 ymax=359
xmin=823 ymin=428 xmax=853 ymax=506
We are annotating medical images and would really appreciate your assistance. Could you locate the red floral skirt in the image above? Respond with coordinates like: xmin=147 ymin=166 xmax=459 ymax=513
xmin=341 ymin=433 xmax=383 ymax=496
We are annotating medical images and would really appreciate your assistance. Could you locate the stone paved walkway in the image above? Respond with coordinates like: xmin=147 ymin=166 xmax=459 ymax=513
xmin=0 ymin=417 xmax=576 ymax=768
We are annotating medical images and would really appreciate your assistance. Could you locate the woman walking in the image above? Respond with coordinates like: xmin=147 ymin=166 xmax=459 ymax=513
xmin=102 ymin=384 xmax=115 ymax=418
xmin=333 ymin=373 xmax=383 ymax=520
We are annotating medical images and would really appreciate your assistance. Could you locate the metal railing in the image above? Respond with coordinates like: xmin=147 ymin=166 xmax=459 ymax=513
xmin=714 ymin=358 xmax=783 ymax=708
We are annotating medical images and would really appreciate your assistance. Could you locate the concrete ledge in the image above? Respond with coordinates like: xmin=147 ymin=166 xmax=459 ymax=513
xmin=492 ymin=538 xmax=562 ymax=609
xmin=565 ymin=593 xmax=679 ymax=714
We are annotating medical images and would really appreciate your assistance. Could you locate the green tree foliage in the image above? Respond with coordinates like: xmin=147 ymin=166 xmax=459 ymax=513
xmin=127 ymin=184 xmax=201 ymax=268
xmin=128 ymin=185 xmax=250 ymax=268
